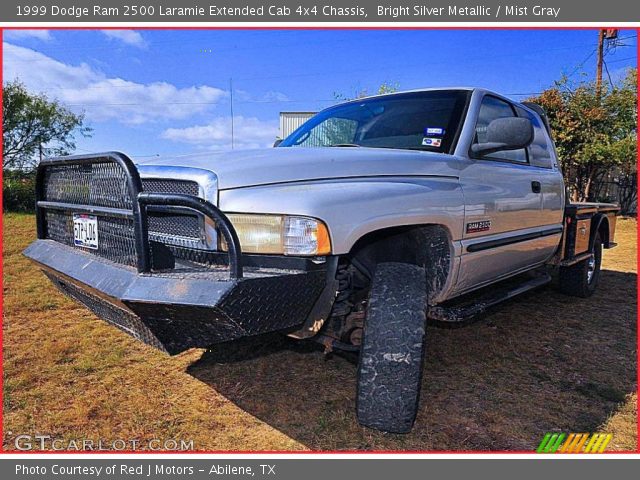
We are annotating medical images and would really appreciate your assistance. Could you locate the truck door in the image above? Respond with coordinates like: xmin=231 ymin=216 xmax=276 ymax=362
xmin=516 ymin=105 xmax=565 ymax=230
xmin=454 ymin=95 xmax=564 ymax=295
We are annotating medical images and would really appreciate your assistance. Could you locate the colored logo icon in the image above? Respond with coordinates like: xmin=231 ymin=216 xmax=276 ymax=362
xmin=536 ymin=433 xmax=612 ymax=453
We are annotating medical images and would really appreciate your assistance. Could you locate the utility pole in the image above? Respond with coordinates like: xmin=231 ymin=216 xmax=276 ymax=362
xmin=229 ymin=77 xmax=235 ymax=150
xmin=595 ymin=29 xmax=605 ymax=98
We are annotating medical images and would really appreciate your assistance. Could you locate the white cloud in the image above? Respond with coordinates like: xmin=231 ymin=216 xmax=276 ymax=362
xmin=4 ymin=30 xmax=52 ymax=42
xmin=101 ymin=30 xmax=147 ymax=48
xmin=3 ymin=42 xmax=227 ymax=125
xmin=234 ymin=89 xmax=290 ymax=104
xmin=161 ymin=116 xmax=279 ymax=150
xmin=4 ymin=42 xmax=97 ymax=88
xmin=234 ymin=89 xmax=252 ymax=101
xmin=262 ymin=90 xmax=290 ymax=102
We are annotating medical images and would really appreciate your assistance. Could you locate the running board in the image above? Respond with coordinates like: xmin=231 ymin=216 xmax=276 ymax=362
xmin=428 ymin=272 xmax=552 ymax=323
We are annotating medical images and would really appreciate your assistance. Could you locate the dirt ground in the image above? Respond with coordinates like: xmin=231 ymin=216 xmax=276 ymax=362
xmin=2 ymin=213 xmax=637 ymax=451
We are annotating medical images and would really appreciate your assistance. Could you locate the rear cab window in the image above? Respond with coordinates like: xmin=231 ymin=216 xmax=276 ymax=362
xmin=515 ymin=106 xmax=554 ymax=169
xmin=472 ymin=95 xmax=528 ymax=164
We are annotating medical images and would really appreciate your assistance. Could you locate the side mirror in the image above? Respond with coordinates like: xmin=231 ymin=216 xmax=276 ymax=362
xmin=471 ymin=117 xmax=533 ymax=157
xmin=273 ymin=138 xmax=283 ymax=147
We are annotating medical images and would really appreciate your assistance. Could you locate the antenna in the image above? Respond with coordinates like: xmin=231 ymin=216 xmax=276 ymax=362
xmin=229 ymin=77 xmax=235 ymax=149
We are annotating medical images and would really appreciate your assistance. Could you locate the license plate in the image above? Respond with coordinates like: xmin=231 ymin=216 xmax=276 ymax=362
xmin=73 ymin=214 xmax=99 ymax=249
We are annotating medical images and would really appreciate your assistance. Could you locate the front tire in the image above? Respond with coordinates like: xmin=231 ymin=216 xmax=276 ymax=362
xmin=356 ymin=262 xmax=428 ymax=433
xmin=559 ymin=232 xmax=603 ymax=298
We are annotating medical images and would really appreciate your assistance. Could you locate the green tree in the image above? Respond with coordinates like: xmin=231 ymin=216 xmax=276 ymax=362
xmin=527 ymin=68 xmax=637 ymax=203
xmin=333 ymin=81 xmax=400 ymax=102
xmin=2 ymin=81 xmax=92 ymax=170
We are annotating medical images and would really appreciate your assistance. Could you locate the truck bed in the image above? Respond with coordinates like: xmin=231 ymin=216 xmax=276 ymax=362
xmin=565 ymin=202 xmax=620 ymax=215
xmin=555 ymin=202 xmax=620 ymax=267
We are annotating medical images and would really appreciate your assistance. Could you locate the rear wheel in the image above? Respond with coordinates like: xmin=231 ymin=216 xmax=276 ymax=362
xmin=559 ymin=233 xmax=603 ymax=298
xmin=356 ymin=262 xmax=428 ymax=433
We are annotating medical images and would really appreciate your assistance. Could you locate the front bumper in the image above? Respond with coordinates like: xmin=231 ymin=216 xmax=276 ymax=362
xmin=25 ymin=240 xmax=334 ymax=354
xmin=25 ymin=152 xmax=337 ymax=355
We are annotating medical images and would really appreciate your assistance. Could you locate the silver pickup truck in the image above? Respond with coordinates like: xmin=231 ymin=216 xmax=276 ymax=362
xmin=25 ymin=87 xmax=619 ymax=433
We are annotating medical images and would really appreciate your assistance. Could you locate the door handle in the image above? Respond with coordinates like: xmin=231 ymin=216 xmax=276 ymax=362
xmin=531 ymin=181 xmax=542 ymax=193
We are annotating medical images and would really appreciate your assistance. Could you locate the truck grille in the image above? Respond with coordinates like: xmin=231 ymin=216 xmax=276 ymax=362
xmin=43 ymin=162 xmax=133 ymax=209
xmin=141 ymin=178 xmax=206 ymax=249
xmin=39 ymin=159 xmax=208 ymax=268
xmin=45 ymin=210 xmax=139 ymax=267
xmin=141 ymin=178 xmax=199 ymax=196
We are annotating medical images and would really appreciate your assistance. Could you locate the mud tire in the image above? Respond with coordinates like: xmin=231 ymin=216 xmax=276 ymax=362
xmin=356 ymin=262 xmax=428 ymax=433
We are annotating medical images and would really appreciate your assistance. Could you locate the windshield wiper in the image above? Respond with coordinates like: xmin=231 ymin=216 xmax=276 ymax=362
xmin=329 ymin=143 xmax=361 ymax=147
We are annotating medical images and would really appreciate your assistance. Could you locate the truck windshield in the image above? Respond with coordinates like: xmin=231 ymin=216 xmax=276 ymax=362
xmin=279 ymin=90 xmax=470 ymax=152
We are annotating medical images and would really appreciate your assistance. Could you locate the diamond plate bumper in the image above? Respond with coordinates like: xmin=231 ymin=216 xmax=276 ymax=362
xmin=25 ymin=239 xmax=335 ymax=355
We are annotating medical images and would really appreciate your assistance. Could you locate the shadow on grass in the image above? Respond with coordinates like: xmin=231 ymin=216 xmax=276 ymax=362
xmin=187 ymin=269 xmax=637 ymax=451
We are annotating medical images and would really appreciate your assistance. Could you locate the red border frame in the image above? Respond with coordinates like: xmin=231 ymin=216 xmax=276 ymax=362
xmin=0 ymin=25 xmax=638 ymax=456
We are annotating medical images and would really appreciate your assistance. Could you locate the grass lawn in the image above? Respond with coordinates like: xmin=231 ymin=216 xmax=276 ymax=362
xmin=2 ymin=213 xmax=637 ymax=451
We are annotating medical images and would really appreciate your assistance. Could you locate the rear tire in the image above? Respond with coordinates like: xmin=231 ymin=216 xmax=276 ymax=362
xmin=356 ymin=262 xmax=428 ymax=433
xmin=559 ymin=233 xmax=602 ymax=298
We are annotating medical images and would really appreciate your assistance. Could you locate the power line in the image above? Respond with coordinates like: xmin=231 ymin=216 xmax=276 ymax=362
xmin=65 ymin=101 xmax=227 ymax=106
xmin=75 ymin=146 xmax=160 ymax=157
xmin=64 ymin=99 xmax=333 ymax=107
xmin=2 ymin=34 xmax=402 ymax=65
xmin=603 ymin=58 xmax=614 ymax=87
xmin=604 ymin=56 xmax=636 ymax=64
xmin=5 ymin=34 xmax=635 ymax=110
xmin=563 ymin=32 xmax=636 ymax=81
xmin=9 ymin=31 xmax=638 ymax=58
xmin=4 ymin=31 xmax=354 ymax=55
xmin=5 ymin=37 xmax=630 ymax=75
xmin=61 ymin=91 xmax=549 ymax=107
xmin=566 ymin=47 xmax=598 ymax=79
xmin=6 ymin=35 xmax=636 ymax=98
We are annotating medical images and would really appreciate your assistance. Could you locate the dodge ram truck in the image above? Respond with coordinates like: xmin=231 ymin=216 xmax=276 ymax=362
xmin=24 ymin=88 xmax=619 ymax=433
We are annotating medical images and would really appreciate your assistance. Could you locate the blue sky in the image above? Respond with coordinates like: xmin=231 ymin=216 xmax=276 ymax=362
xmin=3 ymin=29 xmax=637 ymax=159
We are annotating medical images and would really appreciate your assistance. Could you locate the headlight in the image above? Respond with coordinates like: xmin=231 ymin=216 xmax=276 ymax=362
xmin=220 ymin=214 xmax=331 ymax=256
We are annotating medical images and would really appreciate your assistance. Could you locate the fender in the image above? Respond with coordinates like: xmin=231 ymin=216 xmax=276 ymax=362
xmin=590 ymin=213 xmax=610 ymax=250
xmin=218 ymin=176 xmax=465 ymax=255
xmin=220 ymin=177 xmax=465 ymax=305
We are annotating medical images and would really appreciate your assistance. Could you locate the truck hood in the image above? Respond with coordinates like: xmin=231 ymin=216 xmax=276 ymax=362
xmin=136 ymin=147 xmax=461 ymax=190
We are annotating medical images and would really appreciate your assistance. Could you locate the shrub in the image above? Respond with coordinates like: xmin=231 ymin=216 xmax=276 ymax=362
xmin=3 ymin=170 xmax=36 ymax=212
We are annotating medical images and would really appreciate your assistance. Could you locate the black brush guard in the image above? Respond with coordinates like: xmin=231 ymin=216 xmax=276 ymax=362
xmin=24 ymin=152 xmax=335 ymax=354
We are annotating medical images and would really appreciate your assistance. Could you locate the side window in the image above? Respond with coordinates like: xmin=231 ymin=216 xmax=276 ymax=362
xmin=515 ymin=107 xmax=553 ymax=169
xmin=473 ymin=96 xmax=528 ymax=163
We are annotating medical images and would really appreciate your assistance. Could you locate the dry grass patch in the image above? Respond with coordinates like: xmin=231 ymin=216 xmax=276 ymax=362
xmin=3 ymin=213 xmax=637 ymax=451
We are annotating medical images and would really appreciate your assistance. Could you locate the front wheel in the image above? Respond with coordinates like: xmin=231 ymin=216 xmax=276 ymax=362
xmin=559 ymin=233 xmax=603 ymax=298
xmin=356 ymin=262 xmax=428 ymax=433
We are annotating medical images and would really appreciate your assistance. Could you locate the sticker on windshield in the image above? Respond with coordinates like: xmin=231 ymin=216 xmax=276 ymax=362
xmin=425 ymin=127 xmax=445 ymax=136
xmin=422 ymin=137 xmax=442 ymax=147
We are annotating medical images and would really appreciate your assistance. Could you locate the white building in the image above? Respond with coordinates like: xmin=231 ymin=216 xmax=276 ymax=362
xmin=278 ymin=111 xmax=316 ymax=140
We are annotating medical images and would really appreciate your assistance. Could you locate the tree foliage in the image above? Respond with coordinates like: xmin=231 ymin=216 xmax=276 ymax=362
xmin=333 ymin=81 xmax=400 ymax=102
xmin=2 ymin=81 xmax=92 ymax=170
xmin=527 ymin=68 xmax=637 ymax=203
